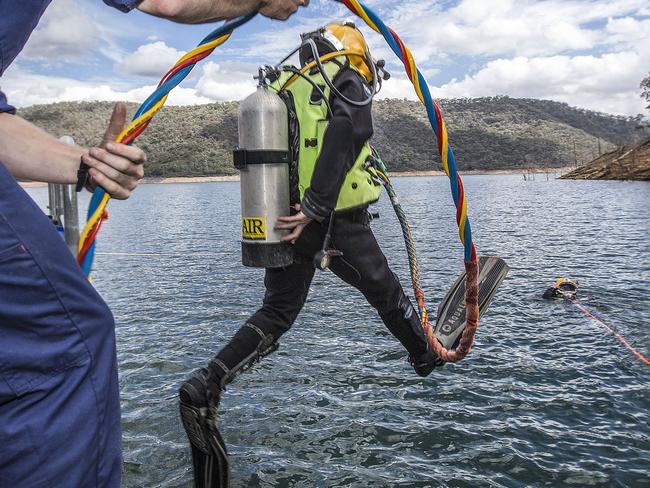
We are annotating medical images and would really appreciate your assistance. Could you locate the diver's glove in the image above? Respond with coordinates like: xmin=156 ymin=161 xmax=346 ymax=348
xmin=179 ymin=367 xmax=221 ymax=409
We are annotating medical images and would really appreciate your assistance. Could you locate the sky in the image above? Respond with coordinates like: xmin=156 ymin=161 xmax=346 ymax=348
xmin=2 ymin=0 xmax=649 ymax=116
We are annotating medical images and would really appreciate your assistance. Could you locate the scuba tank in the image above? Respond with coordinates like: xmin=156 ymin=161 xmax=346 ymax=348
xmin=234 ymin=73 xmax=294 ymax=268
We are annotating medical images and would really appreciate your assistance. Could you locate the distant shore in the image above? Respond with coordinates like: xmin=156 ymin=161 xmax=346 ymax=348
xmin=19 ymin=167 xmax=574 ymax=188
xmin=141 ymin=167 xmax=573 ymax=184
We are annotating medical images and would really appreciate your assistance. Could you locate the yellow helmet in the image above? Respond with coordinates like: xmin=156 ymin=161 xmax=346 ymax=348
xmin=324 ymin=22 xmax=373 ymax=82
xmin=299 ymin=21 xmax=374 ymax=83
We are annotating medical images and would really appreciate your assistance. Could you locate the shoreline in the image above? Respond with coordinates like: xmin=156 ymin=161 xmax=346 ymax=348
xmin=19 ymin=167 xmax=574 ymax=188
xmin=142 ymin=167 xmax=574 ymax=184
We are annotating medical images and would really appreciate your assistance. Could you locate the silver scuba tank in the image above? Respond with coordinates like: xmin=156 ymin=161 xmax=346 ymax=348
xmin=234 ymin=82 xmax=294 ymax=268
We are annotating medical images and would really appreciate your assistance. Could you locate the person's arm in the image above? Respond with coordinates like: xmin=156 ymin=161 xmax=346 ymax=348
xmin=135 ymin=0 xmax=308 ymax=22
xmin=0 ymin=103 xmax=145 ymax=200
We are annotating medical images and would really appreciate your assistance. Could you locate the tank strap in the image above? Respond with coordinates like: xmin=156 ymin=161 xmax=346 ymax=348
xmin=233 ymin=149 xmax=290 ymax=169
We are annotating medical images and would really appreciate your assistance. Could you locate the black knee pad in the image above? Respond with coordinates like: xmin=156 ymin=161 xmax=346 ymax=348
xmin=209 ymin=323 xmax=279 ymax=390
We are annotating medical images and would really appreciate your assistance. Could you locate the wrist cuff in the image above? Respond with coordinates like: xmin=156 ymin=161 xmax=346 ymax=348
xmin=301 ymin=192 xmax=330 ymax=223
xmin=102 ymin=0 xmax=143 ymax=13
xmin=75 ymin=159 xmax=95 ymax=193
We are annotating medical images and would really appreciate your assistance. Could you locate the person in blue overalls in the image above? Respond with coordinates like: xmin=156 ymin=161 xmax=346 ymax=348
xmin=0 ymin=0 xmax=308 ymax=486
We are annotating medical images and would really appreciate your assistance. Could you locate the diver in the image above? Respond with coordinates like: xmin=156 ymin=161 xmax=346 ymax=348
xmin=543 ymin=278 xmax=578 ymax=300
xmin=179 ymin=22 xmax=444 ymax=487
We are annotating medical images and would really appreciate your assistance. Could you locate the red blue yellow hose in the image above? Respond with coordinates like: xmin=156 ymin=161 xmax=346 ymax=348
xmin=77 ymin=14 xmax=256 ymax=277
xmin=338 ymin=0 xmax=480 ymax=362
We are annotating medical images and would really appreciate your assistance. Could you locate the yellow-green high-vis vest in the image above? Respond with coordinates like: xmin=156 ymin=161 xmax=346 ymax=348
xmin=272 ymin=59 xmax=382 ymax=211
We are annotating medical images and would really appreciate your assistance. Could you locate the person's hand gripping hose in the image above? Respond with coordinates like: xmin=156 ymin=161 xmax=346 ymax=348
xmin=81 ymin=103 xmax=146 ymax=200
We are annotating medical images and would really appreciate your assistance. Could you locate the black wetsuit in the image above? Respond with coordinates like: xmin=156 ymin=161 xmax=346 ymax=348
xmin=206 ymin=67 xmax=436 ymax=394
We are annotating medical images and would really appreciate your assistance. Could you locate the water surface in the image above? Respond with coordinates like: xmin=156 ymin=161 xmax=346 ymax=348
xmin=28 ymin=175 xmax=650 ymax=487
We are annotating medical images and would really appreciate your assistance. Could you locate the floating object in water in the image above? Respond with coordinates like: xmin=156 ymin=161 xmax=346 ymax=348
xmin=543 ymin=279 xmax=649 ymax=367
xmin=542 ymin=277 xmax=578 ymax=300
xmin=435 ymin=256 xmax=510 ymax=350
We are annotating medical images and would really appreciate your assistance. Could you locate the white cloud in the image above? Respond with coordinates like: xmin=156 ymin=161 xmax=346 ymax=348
xmin=1 ymin=66 xmax=211 ymax=108
xmin=435 ymin=51 xmax=648 ymax=115
xmin=117 ymin=42 xmax=185 ymax=78
xmin=195 ymin=61 xmax=258 ymax=101
xmin=385 ymin=0 xmax=649 ymax=59
xmin=21 ymin=0 xmax=102 ymax=62
xmin=2 ymin=60 xmax=270 ymax=109
xmin=603 ymin=16 xmax=650 ymax=48
xmin=376 ymin=76 xmax=419 ymax=101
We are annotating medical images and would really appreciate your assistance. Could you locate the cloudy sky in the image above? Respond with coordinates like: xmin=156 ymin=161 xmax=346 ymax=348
xmin=2 ymin=0 xmax=649 ymax=116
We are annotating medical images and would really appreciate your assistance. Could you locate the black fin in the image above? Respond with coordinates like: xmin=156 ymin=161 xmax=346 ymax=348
xmin=180 ymin=402 xmax=229 ymax=488
xmin=435 ymin=256 xmax=509 ymax=350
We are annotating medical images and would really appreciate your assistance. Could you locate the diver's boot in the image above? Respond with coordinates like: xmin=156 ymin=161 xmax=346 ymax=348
xmin=409 ymin=351 xmax=444 ymax=377
xmin=179 ymin=323 xmax=279 ymax=488
xmin=179 ymin=368 xmax=228 ymax=488
xmin=380 ymin=294 xmax=444 ymax=377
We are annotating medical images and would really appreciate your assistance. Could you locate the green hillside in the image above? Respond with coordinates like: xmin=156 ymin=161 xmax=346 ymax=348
xmin=19 ymin=97 xmax=647 ymax=177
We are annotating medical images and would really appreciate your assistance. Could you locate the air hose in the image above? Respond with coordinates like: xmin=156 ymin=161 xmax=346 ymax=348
xmin=77 ymin=14 xmax=256 ymax=276
xmin=337 ymin=0 xmax=479 ymax=362
xmin=78 ymin=1 xmax=480 ymax=362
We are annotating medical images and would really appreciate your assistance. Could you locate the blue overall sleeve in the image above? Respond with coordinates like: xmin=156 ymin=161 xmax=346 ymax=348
xmin=0 ymin=90 xmax=16 ymax=114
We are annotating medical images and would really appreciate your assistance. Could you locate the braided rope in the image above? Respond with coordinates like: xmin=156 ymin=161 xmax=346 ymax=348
xmin=77 ymin=14 xmax=256 ymax=277
xmin=376 ymin=164 xmax=479 ymax=363
xmin=339 ymin=0 xmax=482 ymax=362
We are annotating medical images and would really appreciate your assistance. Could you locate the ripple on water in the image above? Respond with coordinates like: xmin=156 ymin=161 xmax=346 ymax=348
xmin=25 ymin=177 xmax=650 ymax=487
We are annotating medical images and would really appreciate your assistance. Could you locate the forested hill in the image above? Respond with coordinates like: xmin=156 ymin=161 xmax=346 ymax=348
xmin=19 ymin=97 xmax=647 ymax=177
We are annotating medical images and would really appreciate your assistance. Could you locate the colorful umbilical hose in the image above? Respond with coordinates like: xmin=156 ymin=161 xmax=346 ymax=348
xmin=338 ymin=0 xmax=480 ymax=362
xmin=78 ymin=1 xmax=480 ymax=361
xmin=77 ymin=14 xmax=256 ymax=276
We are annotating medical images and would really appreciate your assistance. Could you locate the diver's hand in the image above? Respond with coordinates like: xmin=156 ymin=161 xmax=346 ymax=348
xmin=276 ymin=206 xmax=312 ymax=244
xmin=81 ymin=102 xmax=146 ymax=200
xmin=259 ymin=0 xmax=309 ymax=20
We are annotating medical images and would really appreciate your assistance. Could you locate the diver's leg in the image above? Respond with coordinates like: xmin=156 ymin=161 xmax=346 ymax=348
xmin=328 ymin=214 xmax=442 ymax=376
xmin=179 ymin=261 xmax=316 ymax=487
xmin=209 ymin=261 xmax=316 ymax=389
xmin=204 ymin=220 xmax=323 ymax=391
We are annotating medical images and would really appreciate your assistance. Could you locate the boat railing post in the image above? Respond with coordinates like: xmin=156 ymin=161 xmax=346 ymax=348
xmin=47 ymin=136 xmax=80 ymax=256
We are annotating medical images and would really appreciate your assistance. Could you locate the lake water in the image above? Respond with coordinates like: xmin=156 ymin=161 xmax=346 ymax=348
xmin=27 ymin=175 xmax=650 ymax=487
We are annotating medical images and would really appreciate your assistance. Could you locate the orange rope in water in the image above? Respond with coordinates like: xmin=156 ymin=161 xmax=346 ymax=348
xmin=573 ymin=302 xmax=650 ymax=367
